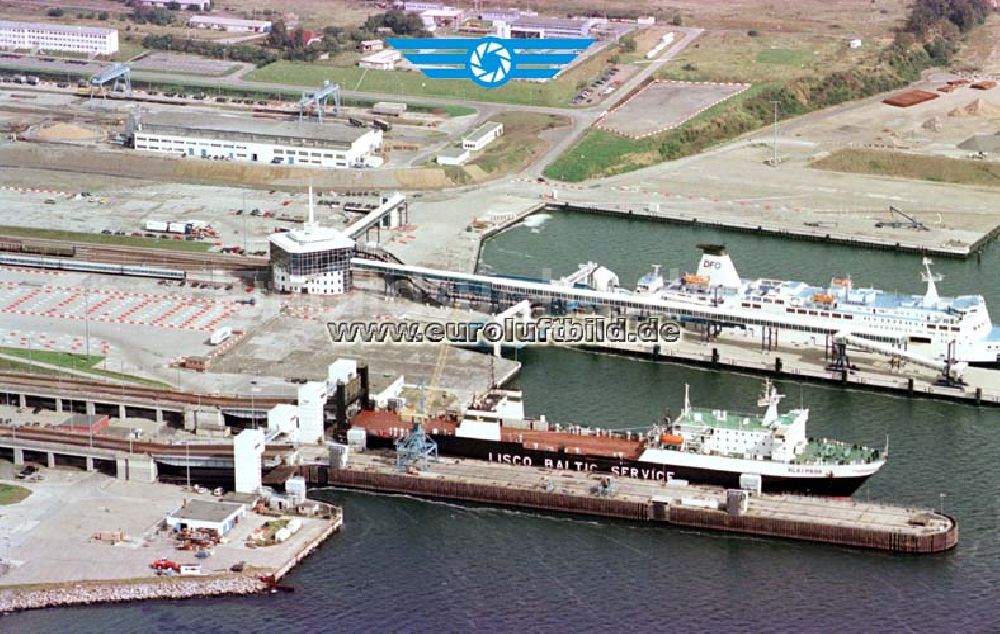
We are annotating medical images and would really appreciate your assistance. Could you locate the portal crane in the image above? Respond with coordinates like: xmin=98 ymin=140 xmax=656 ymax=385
xmin=88 ymin=63 xmax=131 ymax=104
xmin=298 ymin=80 xmax=341 ymax=122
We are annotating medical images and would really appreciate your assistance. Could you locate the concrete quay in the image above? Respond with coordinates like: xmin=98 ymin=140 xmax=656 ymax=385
xmin=554 ymin=200 xmax=998 ymax=258
xmin=571 ymin=336 xmax=1000 ymax=407
xmin=305 ymin=453 xmax=956 ymax=554
xmin=0 ymin=469 xmax=343 ymax=613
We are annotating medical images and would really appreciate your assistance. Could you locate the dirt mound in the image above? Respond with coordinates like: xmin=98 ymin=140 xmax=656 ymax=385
xmin=33 ymin=123 xmax=99 ymax=141
xmin=922 ymin=116 xmax=942 ymax=132
xmin=948 ymin=98 xmax=1000 ymax=118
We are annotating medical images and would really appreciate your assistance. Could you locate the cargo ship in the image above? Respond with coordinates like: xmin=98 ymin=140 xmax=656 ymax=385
xmin=351 ymin=380 xmax=886 ymax=497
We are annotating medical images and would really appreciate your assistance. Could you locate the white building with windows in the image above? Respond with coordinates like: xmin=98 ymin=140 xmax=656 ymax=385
xmin=509 ymin=17 xmax=596 ymax=39
xmin=127 ymin=111 xmax=382 ymax=169
xmin=270 ymin=188 xmax=356 ymax=295
xmin=138 ymin=0 xmax=211 ymax=10
xmin=462 ymin=121 xmax=503 ymax=151
xmin=188 ymin=16 xmax=272 ymax=32
xmin=0 ymin=20 xmax=118 ymax=55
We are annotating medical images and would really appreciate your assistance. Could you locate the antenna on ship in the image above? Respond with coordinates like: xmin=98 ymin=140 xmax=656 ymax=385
xmin=920 ymin=257 xmax=942 ymax=307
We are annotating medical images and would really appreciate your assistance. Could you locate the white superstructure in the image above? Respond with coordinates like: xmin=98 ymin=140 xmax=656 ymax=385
xmin=636 ymin=380 xmax=885 ymax=482
xmin=0 ymin=20 xmax=118 ymax=55
xmin=269 ymin=187 xmax=355 ymax=295
xmin=635 ymin=245 xmax=1000 ymax=365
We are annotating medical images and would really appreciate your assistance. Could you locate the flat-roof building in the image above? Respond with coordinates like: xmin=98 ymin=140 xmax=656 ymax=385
xmin=270 ymin=188 xmax=356 ymax=295
xmin=436 ymin=146 xmax=470 ymax=165
xmin=166 ymin=500 xmax=247 ymax=536
xmin=139 ymin=0 xmax=211 ymax=10
xmin=188 ymin=16 xmax=272 ymax=32
xmin=358 ymin=49 xmax=401 ymax=70
xmin=360 ymin=39 xmax=384 ymax=53
xmin=509 ymin=17 xmax=596 ymax=39
xmin=462 ymin=121 xmax=503 ymax=151
xmin=127 ymin=110 xmax=383 ymax=169
xmin=0 ymin=20 xmax=118 ymax=55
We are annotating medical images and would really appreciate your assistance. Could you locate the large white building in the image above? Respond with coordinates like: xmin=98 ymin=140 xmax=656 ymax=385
xmin=270 ymin=188 xmax=356 ymax=295
xmin=0 ymin=20 xmax=118 ymax=55
xmin=509 ymin=17 xmax=596 ymax=39
xmin=139 ymin=0 xmax=211 ymax=9
xmin=128 ymin=111 xmax=383 ymax=169
xmin=188 ymin=16 xmax=272 ymax=32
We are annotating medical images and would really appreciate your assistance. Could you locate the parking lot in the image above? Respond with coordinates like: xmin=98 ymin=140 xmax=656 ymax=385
xmin=600 ymin=80 xmax=749 ymax=138
xmin=0 ymin=329 xmax=110 ymax=357
xmin=0 ymin=282 xmax=238 ymax=332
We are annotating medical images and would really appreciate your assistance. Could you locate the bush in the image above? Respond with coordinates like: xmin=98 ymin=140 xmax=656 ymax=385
xmin=671 ymin=14 xmax=683 ymax=26
xmin=46 ymin=7 xmax=64 ymax=16
xmin=97 ymin=11 xmax=109 ymax=20
xmin=747 ymin=29 xmax=759 ymax=37
xmin=620 ymin=34 xmax=637 ymax=54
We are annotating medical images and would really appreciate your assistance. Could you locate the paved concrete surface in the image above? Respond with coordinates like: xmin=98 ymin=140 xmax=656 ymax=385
xmin=601 ymin=81 xmax=747 ymax=137
xmin=344 ymin=452 xmax=949 ymax=537
xmin=0 ymin=468 xmax=332 ymax=585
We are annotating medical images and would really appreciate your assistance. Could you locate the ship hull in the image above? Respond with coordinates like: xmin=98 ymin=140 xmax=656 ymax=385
xmin=364 ymin=433 xmax=875 ymax=497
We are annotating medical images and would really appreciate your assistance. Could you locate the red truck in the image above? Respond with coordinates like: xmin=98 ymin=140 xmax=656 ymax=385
xmin=151 ymin=559 xmax=180 ymax=573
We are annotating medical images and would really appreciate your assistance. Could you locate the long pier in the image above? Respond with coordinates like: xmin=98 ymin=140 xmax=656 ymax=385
xmin=552 ymin=201 xmax=999 ymax=259
xmin=302 ymin=453 xmax=957 ymax=554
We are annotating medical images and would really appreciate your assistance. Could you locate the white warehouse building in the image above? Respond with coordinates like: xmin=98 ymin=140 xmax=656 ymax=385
xmin=462 ymin=121 xmax=503 ymax=151
xmin=127 ymin=111 xmax=383 ymax=169
xmin=0 ymin=20 xmax=118 ymax=55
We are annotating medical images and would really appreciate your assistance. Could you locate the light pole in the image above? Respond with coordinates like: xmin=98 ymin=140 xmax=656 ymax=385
xmin=84 ymin=280 xmax=91 ymax=361
xmin=770 ymin=100 xmax=779 ymax=166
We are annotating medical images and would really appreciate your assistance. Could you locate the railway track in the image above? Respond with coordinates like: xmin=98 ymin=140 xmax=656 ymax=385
xmin=0 ymin=234 xmax=269 ymax=272
xmin=0 ymin=426 xmax=292 ymax=457
xmin=0 ymin=372 xmax=291 ymax=409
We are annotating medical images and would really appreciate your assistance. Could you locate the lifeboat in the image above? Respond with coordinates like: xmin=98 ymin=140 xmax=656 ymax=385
xmin=660 ymin=433 xmax=684 ymax=445
xmin=812 ymin=293 xmax=835 ymax=305
xmin=831 ymin=277 xmax=852 ymax=289
xmin=682 ymin=274 xmax=709 ymax=286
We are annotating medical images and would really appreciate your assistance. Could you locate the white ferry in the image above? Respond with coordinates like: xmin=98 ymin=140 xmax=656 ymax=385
xmin=634 ymin=244 xmax=999 ymax=366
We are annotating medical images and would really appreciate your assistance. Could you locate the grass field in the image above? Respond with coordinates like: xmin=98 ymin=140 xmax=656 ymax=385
xmin=467 ymin=112 xmax=571 ymax=175
xmin=245 ymin=41 xmax=621 ymax=107
xmin=0 ymin=484 xmax=31 ymax=505
xmin=756 ymin=48 xmax=814 ymax=65
xmin=544 ymin=82 xmax=777 ymax=181
xmin=0 ymin=347 xmax=171 ymax=388
xmin=0 ymin=225 xmax=213 ymax=253
xmin=811 ymin=149 xmax=1000 ymax=187
xmin=659 ymin=31 xmax=872 ymax=84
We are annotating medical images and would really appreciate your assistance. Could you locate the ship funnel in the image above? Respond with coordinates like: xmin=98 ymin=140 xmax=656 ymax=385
xmin=695 ymin=244 xmax=741 ymax=288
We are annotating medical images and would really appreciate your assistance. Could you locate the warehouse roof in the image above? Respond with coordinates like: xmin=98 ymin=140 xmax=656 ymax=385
xmin=464 ymin=121 xmax=502 ymax=145
xmin=169 ymin=500 xmax=245 ymax=524
xmin=137 ymin=111 xmax=374 ymax=148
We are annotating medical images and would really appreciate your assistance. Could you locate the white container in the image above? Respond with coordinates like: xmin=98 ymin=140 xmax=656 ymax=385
xmin=145 ymin=220 xmax=169 ymax=232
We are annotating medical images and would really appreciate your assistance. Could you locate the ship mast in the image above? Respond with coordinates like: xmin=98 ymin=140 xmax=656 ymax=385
xmin=757 ymin=379 xmax=783 ymax=425
xmin=920 ymin=257 xmax=942 ymax=308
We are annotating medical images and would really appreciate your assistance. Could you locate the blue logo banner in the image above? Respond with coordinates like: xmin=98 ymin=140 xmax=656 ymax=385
xmin=386 ymin=37 xmax=595 ymax=88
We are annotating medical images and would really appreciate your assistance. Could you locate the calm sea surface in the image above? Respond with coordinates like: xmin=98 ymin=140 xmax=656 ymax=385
xmin=6 ymin=213 xmax=999 ymax=631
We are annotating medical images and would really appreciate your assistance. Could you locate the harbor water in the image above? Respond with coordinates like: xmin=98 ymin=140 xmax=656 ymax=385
xmin=5 ymin=213 xmax=1000 ymax=630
